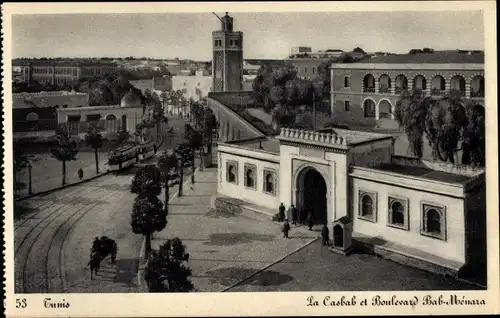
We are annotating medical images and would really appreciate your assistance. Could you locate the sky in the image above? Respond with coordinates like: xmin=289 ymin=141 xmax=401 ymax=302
xmin=12 ymin=11 xmax=484 ymax=61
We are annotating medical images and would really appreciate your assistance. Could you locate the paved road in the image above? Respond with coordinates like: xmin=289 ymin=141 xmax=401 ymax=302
xmin=14 ymin=156 xmax=197 ymax=293
xmin=226 ymin=240 xmax=482 ymax=292
xmin=147 ymin=168 xmax=319 ymax=292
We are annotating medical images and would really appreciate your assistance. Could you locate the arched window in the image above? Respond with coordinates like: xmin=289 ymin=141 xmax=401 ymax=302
xmin=361 ymin=195 xmax=373 ymax=217
xmin=391 ymin=201 xmax=405 ymax=225
xmin=426 ymin=209 xmax=441 ymax=234
xmin=388 ymin=197 xmax=409 ymax=230
xmin=358 ymin=191 xmax=377 ymax=222
xmin=106 ymin=114 xmax=117 ymax=121
xmin=26 ymin=112 xmax=39 ymax=121
xmin=413 ymin=75 xmax=427 ymax=91
xmin=421 ymin=204 xmax=446 ymax=240
xmin=395 ymin=75 xmax=408 ymax=94
xmin=263 ymin=170 xmax=276 ymax=195
xmin=363 ymin=74 xmax=375 ymax=93
xmin=450 ymin=75 xmax=466 ymax=96
xmin=228 ymin=165 xmax=236 ymax=182
xmin=226 ymin=161 xmax=238 ymax=184
xmin=378 ymin=74 xmax=391 ymax=93
xmin=363 ymin=99 xmax=376 ymax=118
xmin=244 ymin=165 xmax=256 ymax=189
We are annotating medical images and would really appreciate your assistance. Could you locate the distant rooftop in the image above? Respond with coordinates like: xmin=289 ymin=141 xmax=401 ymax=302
xmin=357 ymin=50 xmax=484 ymax=64
xmin=244 ymin=59 xmax=286 ymax=66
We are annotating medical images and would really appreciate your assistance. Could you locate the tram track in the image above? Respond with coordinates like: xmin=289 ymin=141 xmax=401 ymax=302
xmin=46 ymin=189 xmax=122 ymax=293
xmin=56 ymin=187 xmax=129 ymax=292
xmin=14 ymin=181 xmax=102 ymax=231
xmin=15 ymin=180 xmax=118 ymax=293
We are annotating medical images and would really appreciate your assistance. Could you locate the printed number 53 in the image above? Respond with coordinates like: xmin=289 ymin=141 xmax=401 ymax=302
xmin=16 ymin=298 xmax=27 ymax=308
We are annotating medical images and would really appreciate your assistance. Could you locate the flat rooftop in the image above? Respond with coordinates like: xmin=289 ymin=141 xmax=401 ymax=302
xmin=373 ymin=163 xmax=473 ymax=184
xmin=231 ymin=138 xmax=281 ymax=154
xmin=316 ymin=128 xmax=393 ymax=146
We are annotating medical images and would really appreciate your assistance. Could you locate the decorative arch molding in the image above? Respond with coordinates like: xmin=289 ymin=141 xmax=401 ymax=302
xmin=377 ymin=98 xmax=393 ymax=119
xmin=448 ymin=72 xmax=466 ymax=82
xmin=468 ymin=72 xmax=485 ymax=82
xmin=412 ymin=73 xmax=429 ymax=81
xmin=362 ymin=97 xmax=377 ymax=119
xmin=292 ymin=161 xmax=331 ymax=196
xmin=361 ymin=97 xmax=377 ymax=107
xmin=104 ymin=113 xmax=117 ymax=120
xmin=292 ymin=160 xmax=331 ymax=217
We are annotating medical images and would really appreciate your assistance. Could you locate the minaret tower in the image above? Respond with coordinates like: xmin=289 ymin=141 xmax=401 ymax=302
xmin=212 ymin=12 xmax=243 ymax=92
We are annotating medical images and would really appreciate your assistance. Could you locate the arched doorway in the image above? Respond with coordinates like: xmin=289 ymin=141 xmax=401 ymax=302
xmin=296 ymin=167 xmax=327 ymax=225
xmin=378 ymin=100 xmax=392 ymax=119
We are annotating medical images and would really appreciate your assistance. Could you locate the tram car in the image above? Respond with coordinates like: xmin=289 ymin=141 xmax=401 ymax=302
xmin=107 ymin=143 xmax=137 ymax=172
xmin=136 ymin=141 xmax=157 ymax=162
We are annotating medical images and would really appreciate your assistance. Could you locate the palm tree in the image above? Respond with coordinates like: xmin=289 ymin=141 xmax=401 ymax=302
xmin=84 ymin=123 xmax=104 ymax=174
xmin=130 ymin=164 xmax=165 ymax=258
xmin=51 ymin=129 xmax=78 ymax=186
xmin=158 ymin=151 xmax=178 ymax=215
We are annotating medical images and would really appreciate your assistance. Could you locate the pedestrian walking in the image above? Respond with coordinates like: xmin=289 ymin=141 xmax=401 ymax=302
xmin=282 ymin=219 xmax=291 ymax=238
xmin=291 ymin=204 xmax=298 ymax=225
xmin=278 ymin=202 xmax=286 ymax=222
xmin=78 ymin=168 xmax=84 ymax=181
xmin=306 ymin=211 xmax=315 ymax=231
xmin=321 ymin=223 xmax=330 ymax=246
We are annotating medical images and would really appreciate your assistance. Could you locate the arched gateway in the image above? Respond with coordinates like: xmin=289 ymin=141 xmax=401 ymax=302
xmin=296 ymin=167 xmax=328 ymax=224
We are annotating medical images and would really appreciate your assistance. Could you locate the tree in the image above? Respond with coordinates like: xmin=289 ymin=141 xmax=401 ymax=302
xmin=50 ymin=129 xmax=78 ymax=186
xmin=84 ymin=123 xmax=104 ymax=174
xmin=202 ymin=107 xmax=218 ymax=156
xmin=353 ymin=47 xmax=366 ymax=54
xmin=394 ymin=89 xmax=429 ymax=158
xmin=145 ymin=238 xmax=194 ymax=292
xmin=174 ymin=143 xmax=194 ymax=197
xmin=13 ymin=142 xmax=37 ymax=195
xmin=183 ymin=124 xmax=203 ymax=183
xmin=395 ymin=89 xmax=485 ymax=166
xmin=157 ymin=151 xmax=179 ymax=215
xmin=130 ymin=164 xmax=165 ymax=258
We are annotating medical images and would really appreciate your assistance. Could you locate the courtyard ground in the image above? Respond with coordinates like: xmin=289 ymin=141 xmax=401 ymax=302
xmin=144 ymin=168 xmax=480 ymax=292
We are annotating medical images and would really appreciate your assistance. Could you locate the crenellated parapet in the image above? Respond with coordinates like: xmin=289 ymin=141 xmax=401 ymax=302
xmin=279 ymin=128 xmax=349 ymax=146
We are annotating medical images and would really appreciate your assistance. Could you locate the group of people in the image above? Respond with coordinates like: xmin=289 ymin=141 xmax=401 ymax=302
xmin=277 ymin=203 xmax=315 ymax=229
xmin=278 ymin=202 xmax=330 ymax=246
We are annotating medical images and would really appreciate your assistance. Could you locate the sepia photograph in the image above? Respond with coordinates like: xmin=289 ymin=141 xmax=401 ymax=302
xmin=3 ymin=1 xmax=499 ymax=317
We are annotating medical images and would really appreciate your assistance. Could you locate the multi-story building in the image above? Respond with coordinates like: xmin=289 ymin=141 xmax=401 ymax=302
xmin=212 ymin=12 xmax=244 ymax=92
xmin=330 ymin=50 xmax=485 ymax=127
xmin=12 ymin=59 xmax=118 ymax=85
xmin=287 ymin=57 xmax=330 ymax=79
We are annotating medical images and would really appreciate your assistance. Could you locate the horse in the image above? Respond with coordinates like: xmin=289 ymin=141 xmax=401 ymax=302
xmin=88 ymin=250 xmax=102 ymax=280
xmin=98 ymin=236 xmax=118 ymax=264
xmin=87 ymin=237 xmax=118 ymax=280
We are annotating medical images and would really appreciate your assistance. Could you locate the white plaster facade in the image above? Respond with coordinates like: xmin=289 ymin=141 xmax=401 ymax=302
xmin=216 ymin=128 xmax=486 ymax=275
